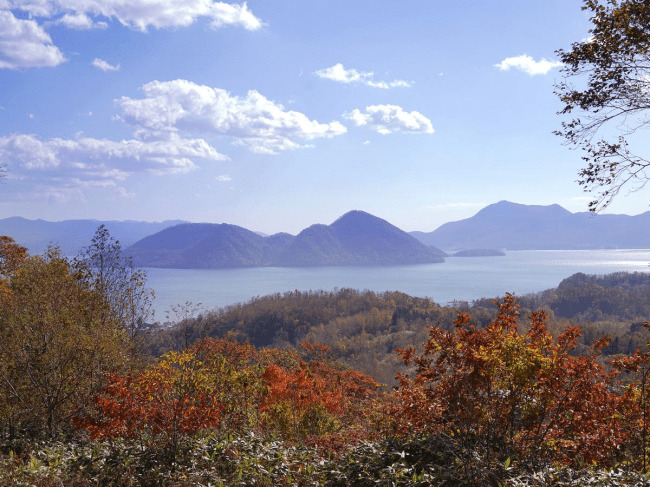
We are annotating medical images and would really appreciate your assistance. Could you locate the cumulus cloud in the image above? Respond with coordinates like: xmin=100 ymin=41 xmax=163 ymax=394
xmin=0 ymin=132 xmax=228 ymax=200
xmin=0 ymin=75 xmax=345 ymax=200
xmin=215 ymin=174 xmax=231 ymax=181
xmin=494 ymin=54 xmax=563 ymax=75
xmin=314 ymin=63 xmax=412 ymax=89
xmin=92 ymin=58 xmax=119 ymax=71
xmin=343 ymin=105 xmax=434 ymax=135
xmin=52 ymin=12 xmax=107 ymax=29
xmin=0 ymin=9 xmax=66 ymax=69
xmin=1 ymin=1 xmax=262 ymax=69
xmin=314 ymin=63 xmax=373 ymax=84
xmin=208 ymin=2 xmax=262 ymax=30
xmin=116 ymin=79 xmax=347 ymax=154
xmin=8 ymin=0 xmax=263 ymax=32
xmin=0 ymin=132 xmax=227 ymax=170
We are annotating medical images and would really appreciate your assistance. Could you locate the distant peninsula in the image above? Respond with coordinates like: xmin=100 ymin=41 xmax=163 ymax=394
xmin=451 ymin=249 xmax=505 ymax=257
xmin=125 ymin=210 xmax=444 ymax=269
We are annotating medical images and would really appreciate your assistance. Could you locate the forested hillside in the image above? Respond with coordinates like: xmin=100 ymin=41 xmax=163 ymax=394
xmin=149 ymin=271 xmax=650 ymax=385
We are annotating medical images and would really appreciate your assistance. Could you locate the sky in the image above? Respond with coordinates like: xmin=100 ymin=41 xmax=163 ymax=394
xmin=1 ymin=0 xmax=647 ymax=235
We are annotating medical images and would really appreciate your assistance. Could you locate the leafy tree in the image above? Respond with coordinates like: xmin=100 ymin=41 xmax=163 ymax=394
xmin=391 ymin=295 xmax=626 ymax=469
xmin=611 ymin=321 xmax=650 ymax=473
xmin=0 ymin=236 xmax=27 ymax=278
xmin=165 ymin=301 xmax=206 ymax=351
xmin=555 ymin=0 xmax=650 ymax=210
xmin=260 ymin=342 xmax=381 ymax=442
xmin=78 ymin=348 xmax=223 ymax=464
xmin=0 ymin=247 xmax=127 ymax=437
xmin=75 ymin=225 xmax=154 ymax=358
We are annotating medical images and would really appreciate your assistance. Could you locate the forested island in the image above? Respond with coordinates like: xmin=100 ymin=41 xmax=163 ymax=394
xmin=125 ymin=210 xmax=444 ymax=268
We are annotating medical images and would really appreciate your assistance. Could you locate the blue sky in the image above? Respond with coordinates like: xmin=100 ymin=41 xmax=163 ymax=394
xmin=1 ymin=0 xmax=644 ymax=235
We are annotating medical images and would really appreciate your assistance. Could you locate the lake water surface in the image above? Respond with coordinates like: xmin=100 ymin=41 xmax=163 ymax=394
xmin=145 ymin=249 xmax=650 ymax=321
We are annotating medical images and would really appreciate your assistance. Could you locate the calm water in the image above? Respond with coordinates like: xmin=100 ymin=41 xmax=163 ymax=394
xmin=144 ymin=250 xmax=650 ymax=321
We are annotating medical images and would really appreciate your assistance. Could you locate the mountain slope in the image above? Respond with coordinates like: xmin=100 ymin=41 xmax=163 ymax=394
xmin=274 ymin=210 xmax=444 ymax=266
xmin=410 ymin=201 xmax=650 ymax=250
xmin=128 ymin=211 xmax=444 ymax=269
xmin=127 ymin=223 xmax=269 ymax=268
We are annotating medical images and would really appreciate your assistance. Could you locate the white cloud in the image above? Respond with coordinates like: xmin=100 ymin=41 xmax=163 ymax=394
xmin=494 ymin=54 xmax=563 ymax=76
xmin=0 ymin=9 xmax=66 ymax=69
xmin=114 ymin=186 xmax=136 ymax=199
xmin=208 ymin=2 xmax=262 ymax=30
xmin=1 ymin=1 xmax=261 ymax=69
xmin=343 ymin=105 xmax=434 ymax=135
xmin=215 ymin=174 xmax=231 ymax=181
xmin=314 ymin=63 xmax=412 ymax=89
xmin=366 ymin=79 xmax=412 ymax=89
xmin=92 ymin=58 xmax=119 ymax=71
xmin=52 ymin=12 xmax=107 ymax=29
xmin=314 ymin=63 xmax=372 ymax=84
xmin=2 ymin=129 xmax=230 ymax=200
xmin=116 ymin=79 xmax=347 ymax=154
xmin=0 ymin=133 xmax=228 ymax=196
xmin=9 ymin=0 xmax=263 ymax=32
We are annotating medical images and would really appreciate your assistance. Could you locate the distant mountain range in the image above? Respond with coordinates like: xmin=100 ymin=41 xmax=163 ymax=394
xmin=0 ymin=217 xmax=187 ymax=255
xmin=3 ymin=201 xmax=650 ymax=266
xmin=409 ymin=200 xmax=650 ymax=250
xmin=126 ymin=211 xmax=444 ymax=268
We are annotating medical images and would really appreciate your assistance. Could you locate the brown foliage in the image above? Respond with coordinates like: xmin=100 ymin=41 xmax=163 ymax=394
xmin=390 ymin=294 xmax=627 ymax=468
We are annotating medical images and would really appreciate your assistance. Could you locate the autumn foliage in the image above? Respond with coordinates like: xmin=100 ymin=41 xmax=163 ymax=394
xmin=69 ymin=295 xmax=650 ymax=473
xmin=76 ymin=338 xmax=382 ymax=450
xmin=391 ymin=294 xmax=637 ymax=469
xmin=7 ymin=228 xmax=650 ymax=481
xmin=77 ymin=350 xmax=222 ymax=446
xmin=0 ymin=244 xmax=128 ymax=437
xmin=260 ymin=342 xmax=381 ymax=442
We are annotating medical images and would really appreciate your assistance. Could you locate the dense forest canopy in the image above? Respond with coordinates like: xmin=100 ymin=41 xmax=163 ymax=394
xmin=148 ymin=270 xmax=650 ymax=384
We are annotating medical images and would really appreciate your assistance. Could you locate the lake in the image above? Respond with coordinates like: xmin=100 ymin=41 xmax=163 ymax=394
xmin=144 ymin=249 xmax=650 ymax=321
